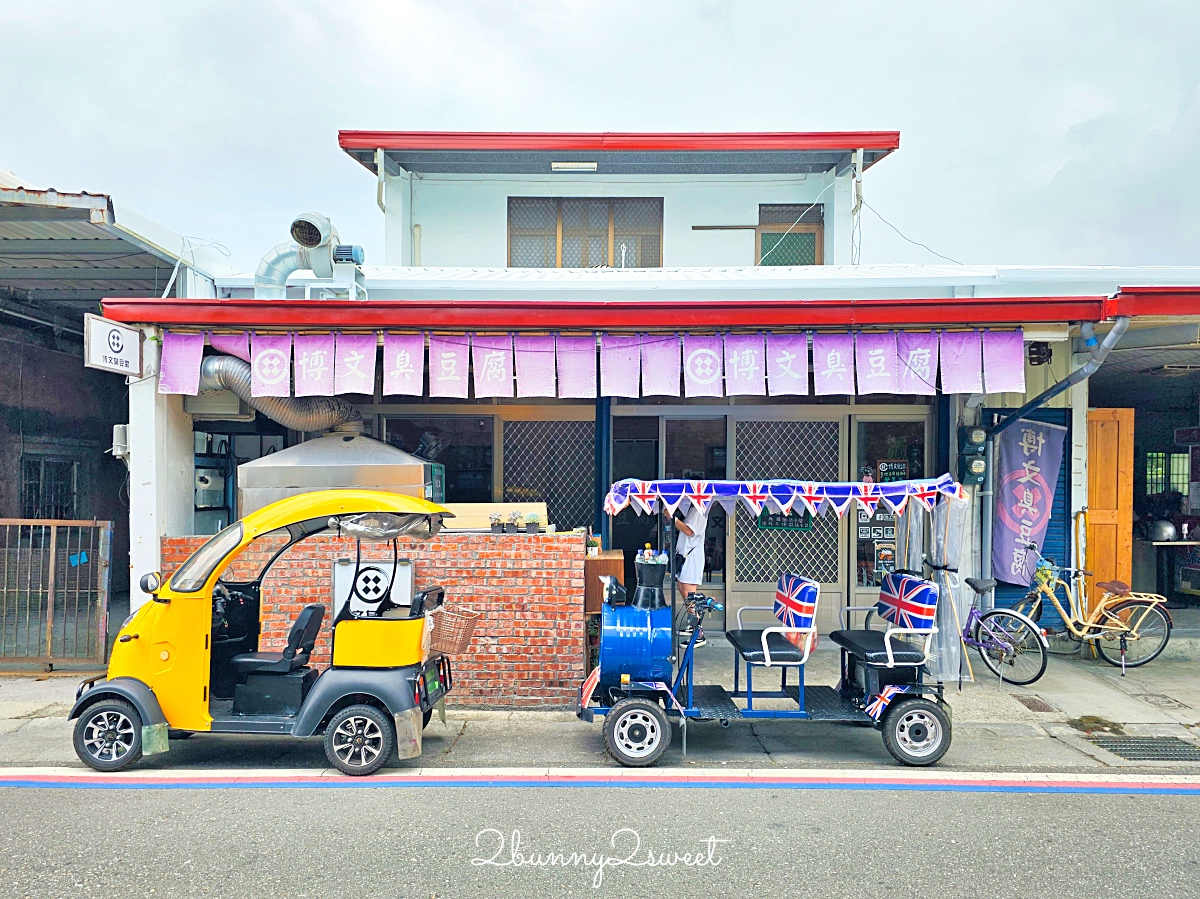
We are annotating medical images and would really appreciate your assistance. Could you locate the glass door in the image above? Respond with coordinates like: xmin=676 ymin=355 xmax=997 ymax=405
xmin=664 ymin=419 xmax=728 ymax=603
xmin=852 ymin=419 xmax=927 ymax=605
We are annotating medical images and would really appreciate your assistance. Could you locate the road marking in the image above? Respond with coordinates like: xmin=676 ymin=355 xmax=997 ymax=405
xmin=2 ymin=767 xmax=1200 ymax=794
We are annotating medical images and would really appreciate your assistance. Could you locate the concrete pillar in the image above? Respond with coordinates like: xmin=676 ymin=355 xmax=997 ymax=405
xmin=127 ymin=327 xmax=195 ymax=609
xmin=383 ymin=169 xmax=413 ymax=265
xmin=827 ymin=172 xmax=854 ymax=265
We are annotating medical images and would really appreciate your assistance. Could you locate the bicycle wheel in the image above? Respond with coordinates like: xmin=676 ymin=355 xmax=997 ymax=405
xmin=1094 ymin=601 xmax=1171 ymax=668
xmin=973 ymin=609 xmax=1047 ymax=685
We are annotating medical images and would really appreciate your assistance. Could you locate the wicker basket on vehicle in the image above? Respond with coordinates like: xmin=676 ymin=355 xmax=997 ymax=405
xmin=428 ymin=606 xmax=480 ymax=654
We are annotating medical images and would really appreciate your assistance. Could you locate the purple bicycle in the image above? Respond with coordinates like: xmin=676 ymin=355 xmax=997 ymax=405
xmin=962 ymin=576 xmax=1049 ymax=685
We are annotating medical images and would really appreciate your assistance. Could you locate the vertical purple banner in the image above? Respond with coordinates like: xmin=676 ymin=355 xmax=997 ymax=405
xmin=382 ymin=333 xmax=424 ymax=396
xmin=515 ymin=335 xmax=556 ymax=398
xmin=854 ymin=332 xmax=900 ymax=395
xmin=158 ymin=332 xmax=204 ymax=395
xmin=940 ymin=330 xmax=983 ymax=394
xmin=766 ymin=333 xmax=809 ymax=396
xmin=897 ymin=331 xmax=939 ymax=396
xmin=472 ymin=334 xmax=514 ymax=399
xmin=724 ymin=333 xmax=765 ymax=396
xmin=983 ymin=329 xmax=1026 ymax=395
xmin=251 ymin=333 xmax=292 ymax=398
xmin=683 ymin=334 xmax=724 ymax=398
xmin=334 ymin=333 xmax=378 ymax=395
xmin=556 ymin=335 xmax=596 ymax=398
xmin=293 ymin=334 xmax=335 ymax=397
xmin=208 ymin=331 xmax=250 ymax=362
xmin=600 ymin=334 xmax=641 ymax=397
xmin=641 ymin=334 xmax=681 ymax=397
xmin=428 ymin=335 xmax=470 ymax=398
xmin=991 ymin=420 xmax=1067 ymax=586
xmin=811 ymin=332 xmax=855 ymax=395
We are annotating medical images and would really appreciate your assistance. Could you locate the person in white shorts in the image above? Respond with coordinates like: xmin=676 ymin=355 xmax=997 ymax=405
xmin=666 ymin=503 xmax=708 ymax=646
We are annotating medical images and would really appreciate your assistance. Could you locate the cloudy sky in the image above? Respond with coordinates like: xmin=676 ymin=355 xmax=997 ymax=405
xmin=2 ymin=1 xmax=1197 ymax=271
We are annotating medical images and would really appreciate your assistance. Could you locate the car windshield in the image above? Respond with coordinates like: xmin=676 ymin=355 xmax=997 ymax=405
xmin=169 ymin=522 xmax=244 ymax=593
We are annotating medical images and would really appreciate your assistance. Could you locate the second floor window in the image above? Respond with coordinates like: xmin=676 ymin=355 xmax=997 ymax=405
xmin=756 ymin=203 xmax=824 ymax=266
xmin=508 ymin=197 xmax=663 ymax=268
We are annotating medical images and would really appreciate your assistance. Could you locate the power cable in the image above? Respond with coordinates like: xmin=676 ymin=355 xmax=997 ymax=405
xmin=860 ymin=200 xmax=961 ymax=265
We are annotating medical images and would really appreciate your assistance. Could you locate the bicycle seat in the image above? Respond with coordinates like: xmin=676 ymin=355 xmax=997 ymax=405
xmin=965 ymin=577 xmax=996 ymax=595
xmin=1096 ymin=579 xmax=1131 ymax=597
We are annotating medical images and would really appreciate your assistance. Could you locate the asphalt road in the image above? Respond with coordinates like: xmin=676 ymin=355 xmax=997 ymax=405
xmin=2 ymin=782 xmax=1198 ymax=899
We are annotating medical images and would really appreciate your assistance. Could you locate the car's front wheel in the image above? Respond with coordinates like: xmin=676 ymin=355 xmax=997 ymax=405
xmin=73 ymin=699 xmax=143 ymax=772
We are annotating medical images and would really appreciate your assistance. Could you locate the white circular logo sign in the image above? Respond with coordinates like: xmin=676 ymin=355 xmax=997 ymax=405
xmin=354 ymin=567 xmax=389 ymax=601
xmin=686 ymin=349 xmax=721 ymax=385
xmin=107 ymin=328 xmax=124 ymax=353
xmin=254 ymin=349 xmax=288 ymax=384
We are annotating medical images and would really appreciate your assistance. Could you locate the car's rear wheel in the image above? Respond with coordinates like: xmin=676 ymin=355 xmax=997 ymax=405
xmin=882 ymin=698 xmax=951 ymax=767
xmin=73 ymin=699 xmax=143 ymax=772
xmin=324 ymin=704 xmax=395 ymax=776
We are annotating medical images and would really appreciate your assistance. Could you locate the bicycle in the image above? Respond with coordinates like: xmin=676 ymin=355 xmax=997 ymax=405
xmin=962 ymin=576 xmax=1048 ymax=685
xmin=1012 ymin=541 xmax=1172 ymax=673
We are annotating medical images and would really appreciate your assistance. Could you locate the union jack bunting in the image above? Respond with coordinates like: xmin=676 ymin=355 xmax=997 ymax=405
xmin=740 ymin=482 xmax=771 ymax=514
xmin=876 ymin=573 xmax=939 ymax=630
xmin=602 ymin=476 xmax=967 ymax=519
xmin=854 ymin=481 xmax=882 ymax=514
xmin=865 ymin=684 xmax=910 ymax=721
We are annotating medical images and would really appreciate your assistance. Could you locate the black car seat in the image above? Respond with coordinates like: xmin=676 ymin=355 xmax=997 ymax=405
xmin=228 ymin=604 xmax=325 ymax=680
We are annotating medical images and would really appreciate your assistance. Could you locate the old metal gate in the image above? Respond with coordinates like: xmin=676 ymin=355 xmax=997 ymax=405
xmin=0 ymin=519 xmax=113 ymax=668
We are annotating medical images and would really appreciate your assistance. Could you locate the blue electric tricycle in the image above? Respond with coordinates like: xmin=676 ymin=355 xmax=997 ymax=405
xmin=579 ymin=476 xmax=961 ymax=767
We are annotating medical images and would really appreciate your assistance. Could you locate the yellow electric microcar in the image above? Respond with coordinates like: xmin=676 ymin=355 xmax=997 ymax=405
xmin=69 ymin=489 xmax=464 ymax=776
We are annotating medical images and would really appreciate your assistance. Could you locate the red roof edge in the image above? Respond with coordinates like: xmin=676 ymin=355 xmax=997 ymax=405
xmin=1112 ymin=286 xmax=1200 ymax=317
xmin=102 ymin=294 xmax=1101 ymax=331
xmin=337 ymin=130 xmax=901 ymax=153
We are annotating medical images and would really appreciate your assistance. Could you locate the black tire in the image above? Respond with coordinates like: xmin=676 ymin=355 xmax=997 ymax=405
xmin=324 ymin=704 xmax=396 ymax=776
xmin=603 ymin=698 xmax=671 ymax=767
xmin=73 ymin=698 xmax=143 ymax=772
xmin=881 ymin=698 xmax=951 ymax=767
xmin=974 ymin=609 xmax=1048 ymax=686
xmin=1016 ymin=594 xmax=1043 ymax=624
xmin=1095 ymin=601 xmax=1171 ymax=668
xmin=422 ymin=708 xmax=433 ymax=729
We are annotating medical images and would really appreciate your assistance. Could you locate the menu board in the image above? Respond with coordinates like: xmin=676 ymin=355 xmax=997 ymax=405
xmin=877 ymin=460 xmax=908 ymax=483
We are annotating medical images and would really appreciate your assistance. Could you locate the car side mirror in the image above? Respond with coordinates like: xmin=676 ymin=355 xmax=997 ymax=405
xmin=140 ymin=572 xmax=162 ymax=594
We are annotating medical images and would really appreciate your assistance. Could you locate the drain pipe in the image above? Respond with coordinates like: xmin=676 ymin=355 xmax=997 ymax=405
xmin=979 ymin=315 xmax=1131 ymax=588
xmin=199 ymin=355 xmax=361 ymax=432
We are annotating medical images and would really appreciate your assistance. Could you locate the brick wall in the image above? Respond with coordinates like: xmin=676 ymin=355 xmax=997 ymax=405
xmin=161 ymin=532 xmax=586 ymax=708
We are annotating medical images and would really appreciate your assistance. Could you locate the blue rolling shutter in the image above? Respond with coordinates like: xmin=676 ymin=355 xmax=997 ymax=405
xmin=987 ymin=408 xmax=1071 ymax=628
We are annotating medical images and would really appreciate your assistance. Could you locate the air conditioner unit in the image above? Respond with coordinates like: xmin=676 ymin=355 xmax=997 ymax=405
xmin=184 ymin=389 xmax=256 ymax=422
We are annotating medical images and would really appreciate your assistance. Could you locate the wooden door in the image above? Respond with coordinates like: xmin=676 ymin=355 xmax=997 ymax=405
xmin=1086 ymin=408 xmax=1134 ymax=603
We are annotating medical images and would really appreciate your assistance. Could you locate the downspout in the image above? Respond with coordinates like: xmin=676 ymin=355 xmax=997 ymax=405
xmin=199 ymin=355 xmax=361 ymax=433
xmin=979 ymin=315 xmax=1131 ymax=591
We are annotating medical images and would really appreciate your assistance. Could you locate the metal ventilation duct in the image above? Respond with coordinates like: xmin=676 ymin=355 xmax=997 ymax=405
xmin=237 ymin=432 xmax=434 ymax=514
xmin=198 ymin=355 xmax=360 ymax=433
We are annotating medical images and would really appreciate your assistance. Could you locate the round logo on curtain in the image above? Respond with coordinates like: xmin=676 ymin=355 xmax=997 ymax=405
xmin=254 ymin=348 xmax=288 ymax=384
xmin=686 ymin=348 xmax=721 ymax=385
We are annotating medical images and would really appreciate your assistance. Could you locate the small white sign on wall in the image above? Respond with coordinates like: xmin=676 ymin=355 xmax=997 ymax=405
xmin=84 ymin=313 xmax=142 ymax=377
xmin=332 ymin=557 xmax=414 ymax=619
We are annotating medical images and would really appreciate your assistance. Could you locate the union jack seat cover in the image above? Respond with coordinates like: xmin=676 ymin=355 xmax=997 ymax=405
xmin=774 ymin=573 xmax=819 ymax=637
xmin=876 ymin=573 xmax=939 ymax=631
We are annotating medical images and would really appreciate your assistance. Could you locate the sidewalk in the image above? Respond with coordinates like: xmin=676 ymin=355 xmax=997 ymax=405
xmin=1 ymin=639 xmax=1198 ymax=772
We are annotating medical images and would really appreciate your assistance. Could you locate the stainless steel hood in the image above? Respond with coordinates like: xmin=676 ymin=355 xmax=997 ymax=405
xmin=238 ymin=433 xmax=432 ymax=515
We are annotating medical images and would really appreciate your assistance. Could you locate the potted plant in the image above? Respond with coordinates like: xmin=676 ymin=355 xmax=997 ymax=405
xmin=506 ymin=510 xmax=522 ymax=534
xmin=525 ymin=512 xmax=540 ymax=534
xmin=489 ymin=512 xmax=503 ymax=534
xmin=586 ymin=536 xmax=600 ymax=557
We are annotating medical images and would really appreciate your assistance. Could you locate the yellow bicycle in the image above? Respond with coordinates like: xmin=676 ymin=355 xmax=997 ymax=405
xmin=1014 ymin=542 xmax=1172 ymax=671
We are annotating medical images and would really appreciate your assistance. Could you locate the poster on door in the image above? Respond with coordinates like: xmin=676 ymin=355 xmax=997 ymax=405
xmin=991 ymin=419 xmax=1067 ymax=586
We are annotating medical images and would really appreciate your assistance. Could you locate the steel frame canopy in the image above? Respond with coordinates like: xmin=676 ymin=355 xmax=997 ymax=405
xmin=339 ymin=130 xmax=901 ymax=177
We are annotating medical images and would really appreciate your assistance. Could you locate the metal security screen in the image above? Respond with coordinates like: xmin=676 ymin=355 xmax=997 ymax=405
xmin=758 ymin=231 xmax=819 ymax=266
xmin=503 ymin=420 xmax=596 ymax=529
xmin=508 ymin=198 xmax=662 ymax=268
xmin=734 ymin=420 xmax=841 ymax=584
xmin=21 ymin=458 xmax=80 ymax=520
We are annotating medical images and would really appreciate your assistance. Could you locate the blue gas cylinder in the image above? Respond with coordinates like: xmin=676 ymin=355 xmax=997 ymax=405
xmin=597 ymin=599 xmax=673 ymax=690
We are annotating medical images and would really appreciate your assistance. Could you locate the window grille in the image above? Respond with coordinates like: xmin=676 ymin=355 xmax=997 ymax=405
xmin=503 ymin=420 xmax=596 ymax=529
xmin=1145 ymin=452 xmax=1189 ymax=495
xmin=508 ymin=198 xmax=662 ymax=268
xmin=21 ymin=457 xmax=80 ymax=520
